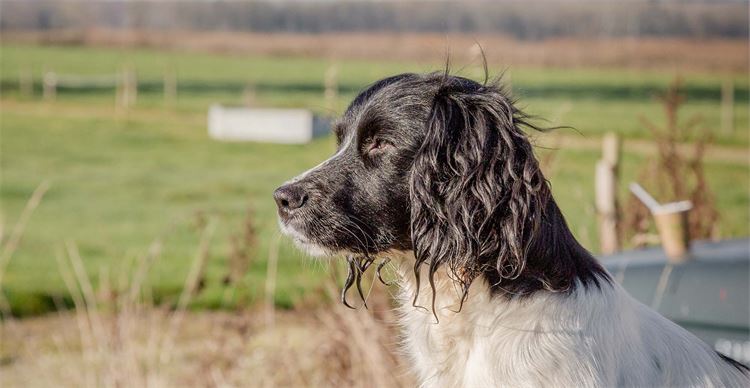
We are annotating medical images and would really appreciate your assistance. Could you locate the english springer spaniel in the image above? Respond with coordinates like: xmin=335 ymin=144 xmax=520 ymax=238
xmin=274 ymin=72 xmax=749 ymax=387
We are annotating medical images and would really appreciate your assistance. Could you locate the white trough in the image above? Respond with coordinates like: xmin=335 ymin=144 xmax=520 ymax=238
xmin=208 ymin=105 xmax=330 ymax=144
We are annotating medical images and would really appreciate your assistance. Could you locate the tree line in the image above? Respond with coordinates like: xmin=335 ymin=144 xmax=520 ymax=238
xmin=2 ymin=0 xmax=747 ymax=40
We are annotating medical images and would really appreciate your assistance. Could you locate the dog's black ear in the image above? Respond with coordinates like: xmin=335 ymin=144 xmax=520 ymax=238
xmin=409 ymin=79 xmax=549 ymax=300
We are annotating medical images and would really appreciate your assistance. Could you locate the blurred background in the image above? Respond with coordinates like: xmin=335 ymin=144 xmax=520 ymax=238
xmin=0 ymin=0 xmax=747 ymax=386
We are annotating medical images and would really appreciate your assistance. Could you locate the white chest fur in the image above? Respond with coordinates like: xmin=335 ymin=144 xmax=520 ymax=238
xmin=395 ymin=263 xmax=748 ymax=388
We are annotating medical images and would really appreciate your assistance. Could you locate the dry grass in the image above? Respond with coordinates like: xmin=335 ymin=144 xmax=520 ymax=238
xmin=1 ymin=297 xmax=412 ymax=387
xmin=3 ymin=29 xmax=747 ymax=72
xmin=1 ymin=255 xmax=412 ymax=387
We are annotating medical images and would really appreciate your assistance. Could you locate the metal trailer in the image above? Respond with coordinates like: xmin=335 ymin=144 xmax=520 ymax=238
xmin=600 ymin=239 xmax=750 ymax=365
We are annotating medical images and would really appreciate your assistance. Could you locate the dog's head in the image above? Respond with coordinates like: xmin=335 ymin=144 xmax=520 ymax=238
xmin=274 ymin=72 xmax=551 ymax=294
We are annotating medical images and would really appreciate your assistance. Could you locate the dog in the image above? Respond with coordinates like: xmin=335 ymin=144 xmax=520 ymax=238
xmin=274 ymin=72 xmax=749 ymax=387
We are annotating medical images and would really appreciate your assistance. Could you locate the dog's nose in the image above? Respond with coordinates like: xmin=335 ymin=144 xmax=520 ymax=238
xmin=273 ymin=183 xmax=309 ymax=216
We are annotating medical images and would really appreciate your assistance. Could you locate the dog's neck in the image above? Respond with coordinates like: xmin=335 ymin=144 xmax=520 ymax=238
xmin=483 ymin=198 xmax=610 ymax=297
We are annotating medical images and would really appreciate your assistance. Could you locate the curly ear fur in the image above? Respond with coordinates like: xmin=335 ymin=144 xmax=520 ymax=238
xmin=409 ymin=77 xmax=549 ymax=304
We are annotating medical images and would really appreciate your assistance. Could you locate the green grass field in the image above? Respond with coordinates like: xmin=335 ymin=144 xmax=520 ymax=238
xmin=1 ymin=44 xmax=748 ymax=316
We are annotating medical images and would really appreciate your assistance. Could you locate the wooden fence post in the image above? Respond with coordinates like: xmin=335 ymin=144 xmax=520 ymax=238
xmin=324 ymin=64 xmax=338 ymax=114
xmin=602 ymin=132 xmax=620 ymax=166
xmin=118 ymin=66 xmax=137 ymax=109
xmin=595 ymin=132 xmax=621 ymax=255
xmin=42 ymin=71 xmax=57 ymax=101
xmin=721 ymin=78 xmax=734 ymax=135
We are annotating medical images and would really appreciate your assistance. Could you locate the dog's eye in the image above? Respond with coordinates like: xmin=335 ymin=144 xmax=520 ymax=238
xmin=366 ymin=138 xmax=391 ymax=155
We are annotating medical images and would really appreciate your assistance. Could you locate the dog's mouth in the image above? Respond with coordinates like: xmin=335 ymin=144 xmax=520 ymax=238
xmin=278 ymin=221 xmax=331 ymax=257
xmin=278 ymin=211 xmax=383 ymax=258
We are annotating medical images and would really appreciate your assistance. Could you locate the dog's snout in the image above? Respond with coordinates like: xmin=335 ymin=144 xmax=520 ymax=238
xmin=274 ymin=183 xmax=309 ymax=216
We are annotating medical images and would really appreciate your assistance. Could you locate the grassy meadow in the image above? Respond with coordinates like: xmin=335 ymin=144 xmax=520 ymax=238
xmin=1 ymin=44 xmax=748 ymax=316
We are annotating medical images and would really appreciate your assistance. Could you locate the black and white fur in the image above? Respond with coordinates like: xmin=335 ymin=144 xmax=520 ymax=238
xmin=274 ymin=72 xmax=749 ymax=387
